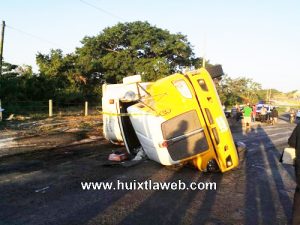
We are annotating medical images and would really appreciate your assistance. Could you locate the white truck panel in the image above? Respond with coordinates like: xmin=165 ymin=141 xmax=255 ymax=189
xmin=127 ymin=105 xmax=179 ymax=165
xmin=102 ymin=82 xmax=149 ymax=143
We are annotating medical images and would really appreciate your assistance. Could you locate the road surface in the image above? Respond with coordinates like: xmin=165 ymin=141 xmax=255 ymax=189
xmin=0 ymin=118 xmax=297 ymax=225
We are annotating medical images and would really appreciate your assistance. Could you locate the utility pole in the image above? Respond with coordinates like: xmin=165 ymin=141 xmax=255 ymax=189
xmin=266 ymin=89 xmax=272 ymax=104
xmin=266 ymin=89 xmax=270 ymax=104
xmin=0 ymin=21 xmax=5 ymax=76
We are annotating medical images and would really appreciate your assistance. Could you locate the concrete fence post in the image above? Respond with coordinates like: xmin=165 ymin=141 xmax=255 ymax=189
xmin=49 ymin=99 xmax=53 ymax=117
xmin=85 ymin=101 xmax=88 ymax=116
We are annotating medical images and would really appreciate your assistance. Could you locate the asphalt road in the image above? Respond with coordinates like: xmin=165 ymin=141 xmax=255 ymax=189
xmin=0 ymin=118 xmax=297 ymax=225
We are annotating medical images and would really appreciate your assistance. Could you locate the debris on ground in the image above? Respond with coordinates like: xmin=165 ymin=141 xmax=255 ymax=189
xmin=6 ymin=114 xmax=14 ymax=120
xmin=35 ymin=186 xmax=50 ymax=193
xmin=132 ymin=147 xmax=147 ymax=161
xmin=103 ymin=147 xmax=147 ymax=167
xmin=108 ymin=150 xmax=129 ymax=161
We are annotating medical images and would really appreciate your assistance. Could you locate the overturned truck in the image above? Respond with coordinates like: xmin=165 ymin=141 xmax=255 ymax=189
xmin=102 ymin=66 xmax=239 ymax=173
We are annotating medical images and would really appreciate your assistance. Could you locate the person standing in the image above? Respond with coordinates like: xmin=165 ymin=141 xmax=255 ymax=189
xmin=291 ymin=109 xmax=296 ymax=124
xmin=236 ymin=104 xmax=241 ymax=122
xmin=243 ymin=103 xmax=252 ymax=128
xmin=271 ymin=107 xmax=279 ymax=124
xmin=252 ymin=104 xmax=257 ymax=122
xmin=288 ymin=123 xmax=300 ymax=224
xmin=260 ymin=105 xmax=267 ymax=123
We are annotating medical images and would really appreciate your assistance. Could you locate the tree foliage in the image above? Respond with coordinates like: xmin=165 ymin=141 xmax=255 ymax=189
xmin=216 ymin=75 xmax=262 ymax=106
xmin=0 ymin=62 xmax=34 ymax=101
xmin=76 ymin=21 xmax=195 ymax=83
xmin=0 ymin=21 xmax=273 ymax=111
xmin=20 ymin=21 xmax=198 ymax=104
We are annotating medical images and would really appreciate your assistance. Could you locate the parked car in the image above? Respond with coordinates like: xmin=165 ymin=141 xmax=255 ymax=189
xmin=255 ymin=104 xmax=273 ymax=122
xmin=296 ymin=110 xmax=300 ymax=119
xmin=256 ymin=104 xmax=272 ymax=115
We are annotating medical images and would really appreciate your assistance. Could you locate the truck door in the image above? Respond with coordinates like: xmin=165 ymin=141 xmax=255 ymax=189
xmin=186 ymin=68 xmax=238 ymax=171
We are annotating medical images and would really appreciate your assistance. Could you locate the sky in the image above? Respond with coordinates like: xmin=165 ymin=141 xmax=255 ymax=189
xmin=1 ymin=0 xmax=300 ymax=92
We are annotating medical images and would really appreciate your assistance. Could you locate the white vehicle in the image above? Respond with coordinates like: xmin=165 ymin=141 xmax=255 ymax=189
xmin=256 ymin=104 xmax=272 ymax=115
xmin=102 ymin=67 xmax=239 ymax=173
xmin=296 ymin=110 xmax=300 ymax=119
xmin=102 ymin=75 xmax=150 ymax=146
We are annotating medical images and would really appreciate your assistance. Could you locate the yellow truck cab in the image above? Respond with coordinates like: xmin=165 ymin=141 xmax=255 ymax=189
xmin=102 ymin=67 xmax=239 ymax=173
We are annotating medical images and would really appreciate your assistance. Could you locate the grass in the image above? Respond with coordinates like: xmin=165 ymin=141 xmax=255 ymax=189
xmin=1 ymin=103 xmax=101 ymax=121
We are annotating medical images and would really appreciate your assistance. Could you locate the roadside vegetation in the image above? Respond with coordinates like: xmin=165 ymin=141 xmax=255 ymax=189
xmin=1 ymin=21 xmax=299 ymax=118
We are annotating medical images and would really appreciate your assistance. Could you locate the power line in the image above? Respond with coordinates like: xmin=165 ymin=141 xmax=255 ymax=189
xmin=6 ymin=24 xmax=62 ymax=48
xmin=79 ymin=0 xmax=125 ymax=21
xmin=6 ymin=1 xmax=125 ymax=49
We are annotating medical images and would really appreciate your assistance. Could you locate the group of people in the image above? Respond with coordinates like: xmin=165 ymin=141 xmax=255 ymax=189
xmin=258 ymin=105 xmax=279 ymax=124
xmin=229 ymin=102 xmax=300 ymax=223
xmin=231 ymin=103 xmax=279 ymax=128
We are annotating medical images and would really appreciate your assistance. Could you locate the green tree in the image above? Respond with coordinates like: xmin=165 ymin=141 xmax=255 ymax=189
xmin=1 ymin=61 xmax=18 ymax=77
xmin=76 ymin=21 xmax=195 ymax=83
xmin=36 ymin=49 xmax=88 ymax=102
xmin=257 ymin=88 xmax=281 ymax=103
xmin=0 ymin=62 xmax=35 ymax=102
xmin=216 ymin=75 xmax=262 ymax=106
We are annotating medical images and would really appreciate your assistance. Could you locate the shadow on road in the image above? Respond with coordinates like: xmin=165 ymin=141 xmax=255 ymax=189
xmin=240 ymin=121 xmax=294 ymax=224
xmin=0 ymin=117 xmax=297 ymax=225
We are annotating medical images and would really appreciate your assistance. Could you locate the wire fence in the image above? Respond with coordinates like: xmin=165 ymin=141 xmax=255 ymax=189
xmin=0 ymin=100 xmax=102 ymax=119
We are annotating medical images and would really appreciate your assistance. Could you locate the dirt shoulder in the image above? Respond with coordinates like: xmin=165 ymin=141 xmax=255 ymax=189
xmin=0 ymin=115 xmax=103 ymax=157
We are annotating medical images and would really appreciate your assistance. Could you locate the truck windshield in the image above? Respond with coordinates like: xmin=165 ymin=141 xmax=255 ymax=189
xmin=161 ymin=110 xmax=208 ymax=161
xmin=172 ymin=79 xmax=192 ymax=99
